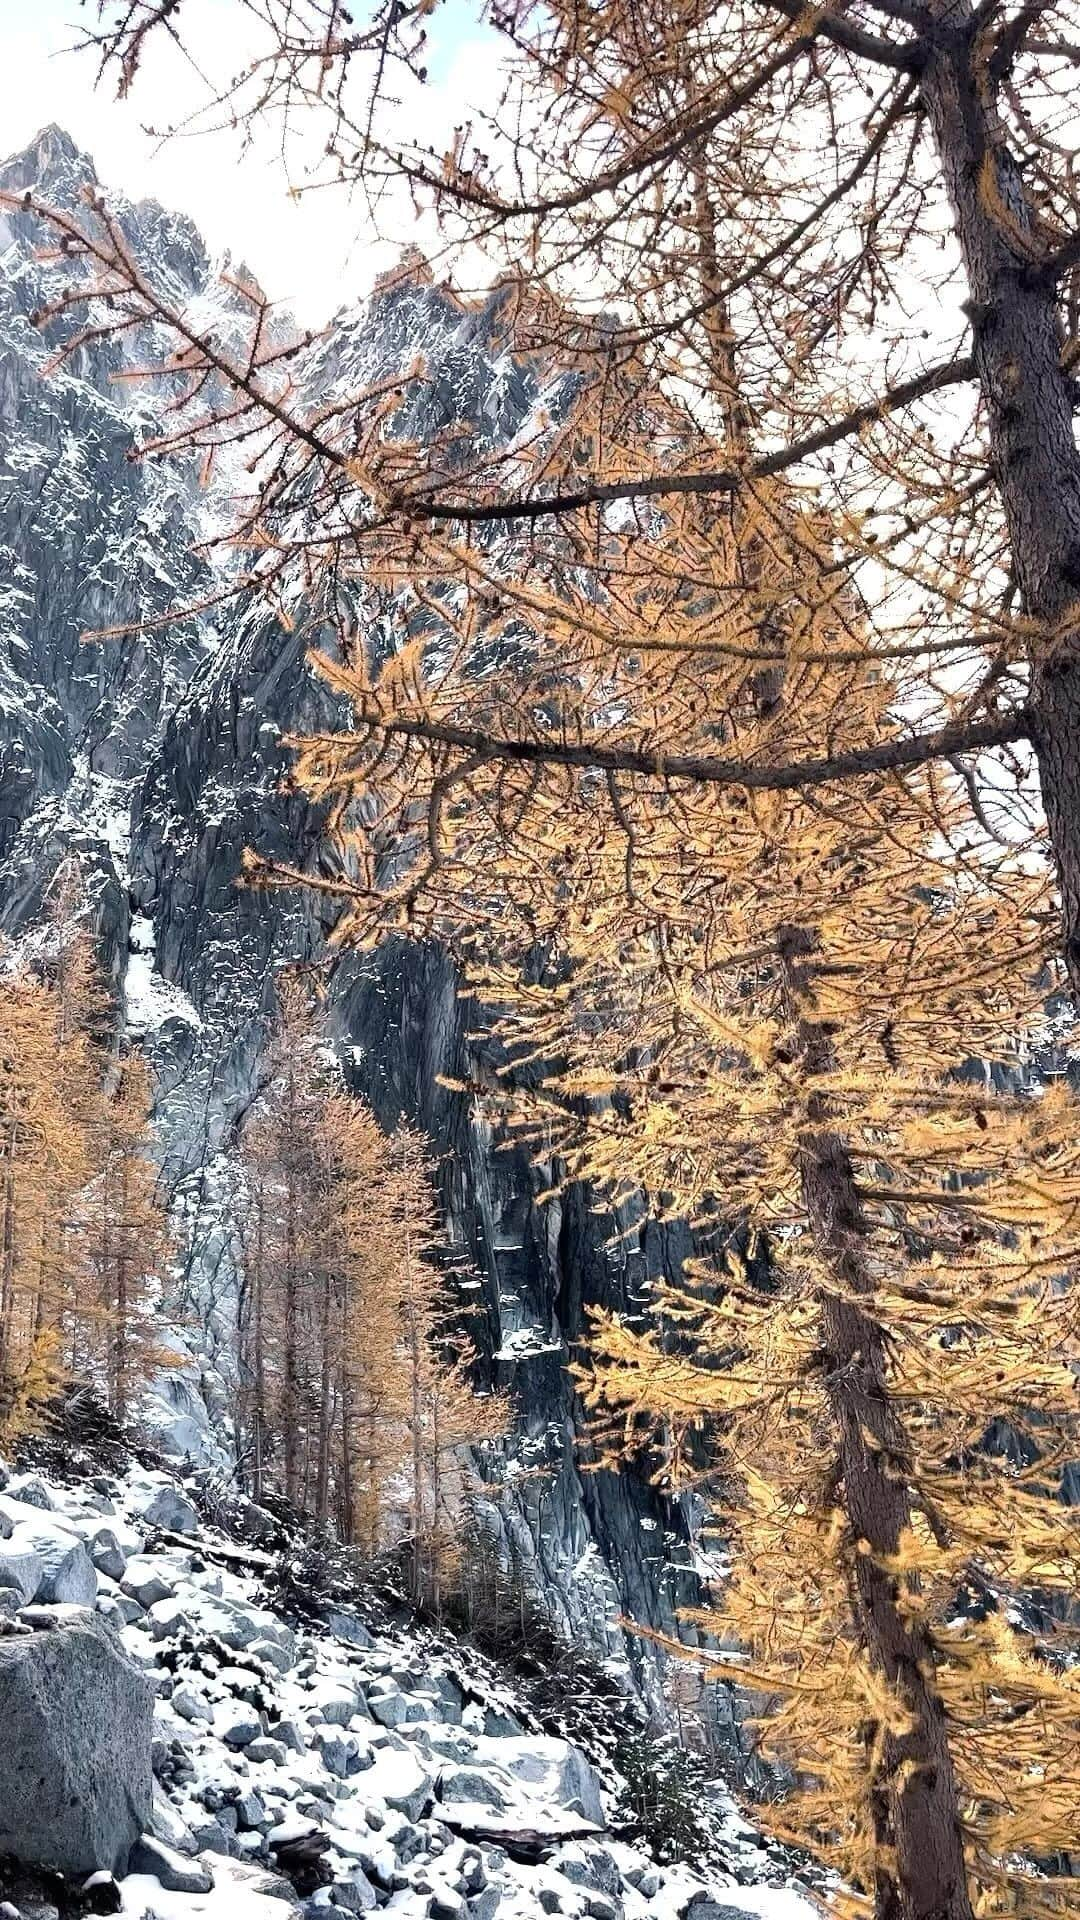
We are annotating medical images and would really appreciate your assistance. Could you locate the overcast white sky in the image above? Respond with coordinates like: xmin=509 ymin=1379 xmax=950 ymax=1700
xmin=0 ymin=0 xmax=501 ymax=325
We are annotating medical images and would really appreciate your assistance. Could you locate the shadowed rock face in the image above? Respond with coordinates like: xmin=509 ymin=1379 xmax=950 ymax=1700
xmin=0 ymin=1613 xmax=153 ymax=1875
xmin=0 ymin=127 xmax=717 ymax=1694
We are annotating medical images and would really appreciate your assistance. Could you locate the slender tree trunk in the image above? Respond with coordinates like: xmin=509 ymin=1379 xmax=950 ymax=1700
xmin=113 ymin=1157 xmax=130 ymax=1418
xmin=780 ymin=928 xmax=973 ymax=1920
xmin=251 ymin=1181 xmax=267 ymax=1504
xmin=429 ymin=1390 xmax=442 ymax=1617
xmin=32 ymin=1189 xmax=51 ymax=1340
xmin=918 ymin=5 xmax=1080 ymax=993
xmin=283 ymin=1081 xmax=301 ymax=1505
xmin=340 ymin=1377 xmax=354 ymax=1544
xmin=0 ymin=1120 xmax=19 ymax=1379
xmin=314 ymin=1268 xmax=333 ymax=1524
xmin=408 ymin=1303 xmax=424 ymax=1601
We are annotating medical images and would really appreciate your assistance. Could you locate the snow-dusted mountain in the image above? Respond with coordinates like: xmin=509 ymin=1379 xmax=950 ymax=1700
xmin=0 ymin=127 xmax=714 ymax=1687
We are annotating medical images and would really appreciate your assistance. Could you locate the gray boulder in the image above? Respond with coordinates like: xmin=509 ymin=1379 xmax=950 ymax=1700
xmin=326 ymin=1608 xmax=374 ymax=1649
xmin=148 ymin=1787 xmax=199 ymax=1855
xmin=138 ymin=1483 xmax=201 ymax=1536
xmin=4 ymin=1518 xmax=96 ymax=1607
xmin=120 ymin=1557 xmax=175 ymax=1608
xmin=3 ymin=1474 xmax=55 ymax=1511
xmin=439 ymin=1768 xmax=510 ymax=1811
xmin=222 ymin=1711 xmax=263 ymax=1748
xmin=129 ymin=1833 xmax=214 ymax=1893
xmin=172 ymin=1681 xmax=214 ymax=1724
xmin=367 ymin=1682 xmax=427 ymax=1729
xmin=0 ymin=1539 xmax=43 ymax=1606
xmin=497 ymin=1738 xmax=606 ymax=1828
xmin=0 ymin=1613 xmax=153 ymax=1874
xmin=88 ymin=1527 xmax=127 ymax=1582
xmin=311 ymin=1724 xmax=370 ymax=1779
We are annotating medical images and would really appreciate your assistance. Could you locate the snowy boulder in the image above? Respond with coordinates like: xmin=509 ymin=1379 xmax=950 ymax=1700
xmin=3 ymin=1473 xmax=55 ymax=1510
xmin=271 ymin=1718 xmax=306 ymax=1753
xmin=367 ymin=1680 xmax=427 ymax=1729
xmin=121 ymin=1557 xmax=176 ymax=1608
xmin=327 ymin=1607 xmax=375 ymax=1649
xmin=622 ymin=1862 xmax=661 ymax=1898
xmin=96 ymin=1594 xmax=128 ymax=1631
xmin=132 ymin=1478 xmax=201 ymax=1536
xmin=4 ymin=1514 xmax=96 ymax=1606
xmin=19 ymin=1602 xmax=98 ymax=1630
xmin=482 ymin=1707 xmax=522 ymax=1739
xmin=87 ymin=1525 xmax=128 ymax=1581
xmin=0 ymin=1612 xmax=153 ymax=1874
xmin=172 ymin=1680 xmax=214 ymax=1724
xmin=485 ymin=1738 xmax=606 ymax=1828
xmin=311 ymin=1723 xmax=372 ymax=1778
xmin=438 ymin=1769 xmax=511 ymax=1812
xmin=310 ymin=1678 xmax=364 ymax=1726
xmin=334 ymin=1867 xmax=379 ymax=1912
xmin=682 ymin=1901 xmax=769 ymax=1920
xmin=0 ymin=1536 xmax=44 ymax=1606
xmin=251 ymin=1634 xmax=295 ymax=1674
xmin=200 ymin=1593 xmax=294 ymax=1659
xmin=367 ymin=1748 xmax=435 ymax=1822
xmin=148 ymin=1596 xmax=194 ymax=1640
xmin=112 ymin=1590 xmax=149 ymax=1624
xmin=148 ymin=1786 xmax=200 ymax=1855
xmin=552 ymin=1843 xmax=622 ymax=1896
xmin=222 ymin=1710 xmax=264 ymax=1748
xmin=129 ymin=1833 xmax=215 ymax=1893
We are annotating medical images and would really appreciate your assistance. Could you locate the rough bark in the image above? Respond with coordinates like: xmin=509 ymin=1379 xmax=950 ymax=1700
xmin=918 ymin=1 xmax=1080 ymax=993
xmin=779 ymin=928 xmax=973 ymax=1920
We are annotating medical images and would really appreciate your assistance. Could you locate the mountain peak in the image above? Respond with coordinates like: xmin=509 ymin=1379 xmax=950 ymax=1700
xmin=0 ymin=123 xmax=98 ymax=199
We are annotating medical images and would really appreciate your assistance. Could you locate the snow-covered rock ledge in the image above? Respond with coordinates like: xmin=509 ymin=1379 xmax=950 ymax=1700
xmin=0 ymin=1456 xmax=818 ymax=1920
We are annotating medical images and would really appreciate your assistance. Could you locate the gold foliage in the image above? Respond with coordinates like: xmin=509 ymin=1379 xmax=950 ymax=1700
xmin=0 ymin=922 xmax=175 ymax=1440
xmin=235 ymin=988 xmax=506 ymax=1598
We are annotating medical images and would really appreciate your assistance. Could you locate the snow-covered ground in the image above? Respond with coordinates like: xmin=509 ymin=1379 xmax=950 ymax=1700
xmin=0 ymin=1457 xmax=818 ymax=1920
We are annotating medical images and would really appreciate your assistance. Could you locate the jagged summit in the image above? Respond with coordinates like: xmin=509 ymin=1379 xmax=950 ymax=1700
xmin=0 ymin=122 xmax=98 ymax=195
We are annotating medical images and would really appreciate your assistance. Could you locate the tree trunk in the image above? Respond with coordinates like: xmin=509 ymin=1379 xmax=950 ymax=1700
xmin=252 ymin=1181 xmax=267 ymax=1505
xmin=780 ymin=928 xmax=973 ymax=1920
xmin=283 ymin=1074 xmax=301 ymax=1506
xmin=918 ymin=4 xmax=1080 ymax=993
xmin=112 ymin=1157 xmax=130 ymax=1419
xmin=0 ymin=1120 xmax=18 ymax=1381
xmin=314 ymin=1268 xmax=333 ymax=1524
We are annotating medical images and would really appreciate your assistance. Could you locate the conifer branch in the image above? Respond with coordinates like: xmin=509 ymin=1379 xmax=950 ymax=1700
xmin=344 ymin=704 xmax=1030 ymax=790
xmin=391 ymin=357 xmax=976 ymax=523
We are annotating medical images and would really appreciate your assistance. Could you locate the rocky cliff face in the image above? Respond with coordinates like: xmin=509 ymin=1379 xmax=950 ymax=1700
xmin=0 ymin=127 xmax=711 ymax=1692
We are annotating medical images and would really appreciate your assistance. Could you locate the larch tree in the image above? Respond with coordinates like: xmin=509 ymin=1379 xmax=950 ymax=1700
xmin=0 ymin=930 xmax=173 ymax=1434
xmin=236 ymin=992 xmax=505 ymax=1571
xmin=379 ymin=1126 xmax=508 ymax=1609
xmin=237 ymin=995 xmax=347 ymax=1509
xmin=0 ymin=959 xmax=85 ymax=1437
xmin=77 ymin=1050 xmax=175 ymax=1421
xmin=281 ymin=467 xmax=1080 ymax=1920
